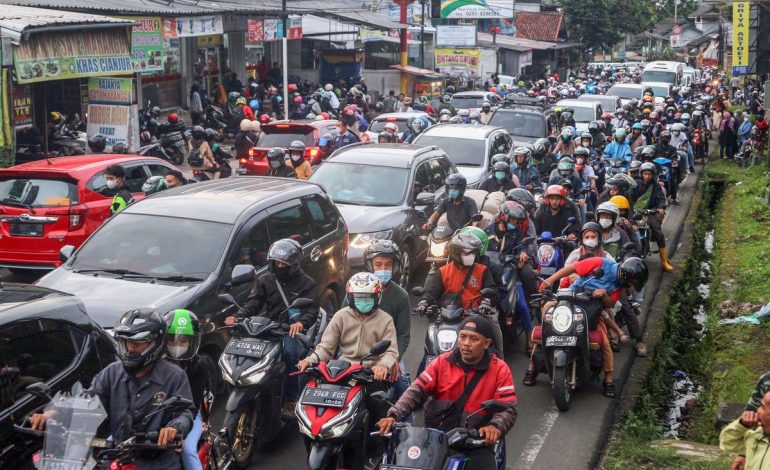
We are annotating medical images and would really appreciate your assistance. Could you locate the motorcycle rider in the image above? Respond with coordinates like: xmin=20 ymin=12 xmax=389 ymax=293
xmin=479 ymin=101 xmax=494 ymax=124
xmin=165 ymin=170 xmax=186 ymax=189
xmin=30 ymin=309 xmax=195 ymax=470
xmin=629 ymin=162 xmax=674 ymax=272
xmin=533 ymin=184 xmax=581 ymax=240
xmin=104 ymin=165 xmax=134 ymax=215
xmin=628 ymin=123 xmax=647 ymax=152
xmin=266 ymin=147 xmax=297 ymax=178
xmin=548 ymin=158 xmax=584 ymax=199
xmin=531 ymin=137 xmax=557 ymax=184
xmin=158 ymin=112 xmax=187 ymax=137
xmin=234 ymin=119 xmax=259 ymax=159
xmin=479 ymin=160 xmax=517 ymax=193
xmin=403 ymin=116 xmax=428 ymax=144
xmin=611 ymin=108 xmax=629 ymax=131
xmin=378 ymin=315 xmax=517 ymax=468
xmin=603 ymin=128 xmax=632 ymax=163
xmin=226 ymin=239 xmax=318 ymax=418
xmin=553 ymin=127 xmax=576 ymax=156
xmin=510 ymin=147 xmax=542 ymax=190
xmin=287 ymin=140 xmax=314 ymax=180
xmin=422 ymin=173 xmax=479 ymax=232
xmin=87 ymin=134 xmax=107 ymax=154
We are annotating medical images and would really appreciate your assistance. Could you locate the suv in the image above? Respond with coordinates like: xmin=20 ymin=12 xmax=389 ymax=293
xmin=238 ymin=120 xmax=339 ymax=175
xmin=36 ymin=177 xmax=350 ymax=360
xmin=0 ymin=155 xmax=179 ymax=273
xmin=489 ymin=97 xmax=558 ymax=147
xmin=450 ymin=91 xmax=501 ymax=112
xmin=555 ymin=98 xmax=605 ymax=133
xmin=0 ymin=282 xmax=117 ymax=467
xmin=309 ymin=143 xmax=456 ymax=287
xmin=364 ymin=112 xmax=436 ymax=142
xmin=412 ymin=124 xmax=511 ymax=188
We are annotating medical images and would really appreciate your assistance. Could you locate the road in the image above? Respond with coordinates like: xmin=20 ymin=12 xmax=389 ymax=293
xmin=0 ymin=164 xmax=701 ymax=469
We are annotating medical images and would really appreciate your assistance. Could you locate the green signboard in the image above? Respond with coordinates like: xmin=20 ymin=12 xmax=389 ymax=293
xmin=15 ymin=55 xmax=133 ymax=84
xmin=118 ymin=16 xmax=164 ymax=73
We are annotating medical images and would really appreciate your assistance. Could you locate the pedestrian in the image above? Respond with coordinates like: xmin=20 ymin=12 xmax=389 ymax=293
xmin=189 ymin=83 xmax=204 ymax=125
xmin=226 ymin=72 xmax=242 ymax=93
xmin=269 ymin=62 xmax=282 ymax=86
xmin=719 ymin=110 xmax=736 ymax=159
xmin=720 ymin=391 xmax=770 ymax=470
xmin=383 ymin=90 xmax=397 ymax=113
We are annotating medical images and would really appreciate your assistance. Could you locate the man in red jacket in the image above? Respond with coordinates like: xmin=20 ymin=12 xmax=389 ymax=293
xmin=378 ymin=316 xmax=517 ymax=468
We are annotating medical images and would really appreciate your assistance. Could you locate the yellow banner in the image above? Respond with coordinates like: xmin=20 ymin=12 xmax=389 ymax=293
xmin=732 ymin=1 xmax=750 ymax=75
xmin=434 ymin=48 xmax=481 ymax=77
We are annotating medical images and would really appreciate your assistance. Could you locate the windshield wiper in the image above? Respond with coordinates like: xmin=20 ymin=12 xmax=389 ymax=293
xmin=152 ymin=274 xmax=204 ymax=282
xmin=0 ymin=198 xmax=36 ymax=214
xmin=74 ymin=268 xmax=148 ymax=277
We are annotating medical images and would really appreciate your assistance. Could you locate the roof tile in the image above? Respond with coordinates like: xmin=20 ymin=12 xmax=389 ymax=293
xmin=514 ymin=11 xmax=564 ymax=43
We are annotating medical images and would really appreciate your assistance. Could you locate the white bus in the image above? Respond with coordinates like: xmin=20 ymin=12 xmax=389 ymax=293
xmin=642 ymin=61 xmax=685 ymax=86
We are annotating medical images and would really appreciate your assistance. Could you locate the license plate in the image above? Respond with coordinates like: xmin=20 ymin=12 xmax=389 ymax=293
xmin=381 ymin=466 xmax=414 ymax=470
xmin=236 ymin=168 xmax=247 ymax=175
xmin=300 ymin=387 xmax=348 ymax=408
xmin=545 ymin=336 xmax=577 ymax=347
xmin=540 ymin=267 xmax=556 ymax=275
xmin=224 ymin=340 xmax=266 ymax=358
xmin=10 ymin=222 xmax=43 ymax=237
xmin=39 ymin=458 xmax=84 ymax=470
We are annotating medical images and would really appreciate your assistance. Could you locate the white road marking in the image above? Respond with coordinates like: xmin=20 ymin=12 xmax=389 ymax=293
xmin=516 ymin=404 xmax=560 ymax=469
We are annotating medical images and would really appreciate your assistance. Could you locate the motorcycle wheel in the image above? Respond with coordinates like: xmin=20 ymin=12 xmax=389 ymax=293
xmin=553 ymin=365 xmax=572 ymax=411
xmin=172 ymin=147 xmax=185 ymax=165
xmin=223 ymin=407 xmax=257 ymax=468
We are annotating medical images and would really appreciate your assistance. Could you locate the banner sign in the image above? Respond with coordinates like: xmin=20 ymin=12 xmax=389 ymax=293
xmin=12 ymin=85 xmax=32 ymax=129
xmin=87 ymin=105 xmax=129 ymax=152
xmin=732 ymin=1 xmax=750 ymax=76
xmin=14 ymin=55 xmax=133 ymax=84
xmin=440 ymin=0 xmax=514 ymax=19
xmin=435 ymin=48 xmax=481 ymax=77
xmin=88 ymin=77 xmax=132 ymax=106
xmin=264 ymin=19 xmax=281 ymax=41
xmin=162 ymin=15 xmax=223 ymax=38
xmin=120 ymin=17 xmax=163 ymax=72
xmin=288 ymin=16 xmax=303 ymax=40
xmin=519 ymin=50 xmax=532 ymax=68
xmin=247 ymin=19 xmax=264 ymax=42
xmin=436 ymin=25 xmax=477 ymax=47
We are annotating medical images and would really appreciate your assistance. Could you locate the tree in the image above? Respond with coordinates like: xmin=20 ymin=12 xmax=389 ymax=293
xmin=558 ymin=0 xmax=657 ymax=53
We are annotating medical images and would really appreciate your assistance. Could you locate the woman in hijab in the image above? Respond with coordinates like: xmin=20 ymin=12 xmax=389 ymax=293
xmin=738 ymin=115 xmax=753 ymax=146
xmin=719 ymin=110 xmax=735 ymax=159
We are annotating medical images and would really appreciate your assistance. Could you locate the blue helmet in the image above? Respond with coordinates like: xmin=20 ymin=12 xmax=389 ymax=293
xmin=249 ymin=99 xmax=260 ymax=111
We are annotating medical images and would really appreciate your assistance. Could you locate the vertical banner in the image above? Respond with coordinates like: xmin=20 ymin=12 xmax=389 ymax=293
xmin=288 ymin=16 xmax=303 ymax=40
xmin=86 ymin=78 xmax=133 ymax=152
xmin=247 ymin=19 xmax=264 ymax=42
xmin=12 ymin=85 xmax=33 ymax=129
xmin=732 ymin=1 xmax=750 ymax=76
xmin=119 ymin=17 xmax=163 ymax=72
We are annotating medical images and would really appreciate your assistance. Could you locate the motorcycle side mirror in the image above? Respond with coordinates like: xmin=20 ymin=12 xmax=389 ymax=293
xmin=632 ymin=212 xmax=644 ymax=221
xmin=471 ymin=213 xmax=484 ymax=223
xmin=480 ymin=288 xmax=497 ymax=298
xmin=368 ymin=340 xmax=392 ymax=356
xmin=592 ymin=268 xmax=604 ymax=278
xmin=623 ymin=242 xmax=637 ymax=252
xmin=567 ymin=217 xmax=576 ymax=225
xmin=410 ymin=286 xmax=425 ymax=297
xmin=585 ymin=211 xmax=595 ymax=222
xmin=25 ymin=382 xmax=52 ymax=400
xmin=480 ymin=400 xmax=509 ymax=413
xmin=230 ymin=264 xmax=256 ymax=286
xmin=414 ymin=192 xmax=435 ymax=206
xmin=290 ymin=297 xmax=314 ymax=309
xmin=218 ymin=293 xmax=237 ymax=306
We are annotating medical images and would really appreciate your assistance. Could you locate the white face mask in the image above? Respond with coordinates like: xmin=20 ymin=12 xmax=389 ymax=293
xmin=106 ymin=179 xmax=117 ymax=189
xmin=291 ymin=153 xmax=302 ymax=162
xmin=583 ymin=238 xmax=599 ymax=248
xmin=167 ymin=345 xmax=188 ymax=359
xmin=599 ymin=219 xmax=613 ymax=229
xmin=461 ymin=254 xmax=475 ymax=267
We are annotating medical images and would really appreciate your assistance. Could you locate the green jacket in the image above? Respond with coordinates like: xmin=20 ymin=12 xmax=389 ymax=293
xmin=720 ymin=418 xmax=770 ymax=469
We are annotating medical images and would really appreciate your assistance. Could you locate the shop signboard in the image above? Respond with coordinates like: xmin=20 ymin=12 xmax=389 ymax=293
xmin=519 ymin=50 xmax=532 ymax=68
xmin=732 ymin=1 xmax=750 ymax=76
xmin=436 ymin=25 xmax=477 ymax=47
xmin=87 ymin=77 xmax=132 ymax=106
xmin=435 ymin=48 xmax=481 ymax=78
xmin=264 ymin=19 xmax=281 ymax=41
xmin=288 ymin=16 xmax=302 ymax=40
xmin=12 ymin=85 xmax=33 ymax=129
xmin=247 ymin=19 xmax=264 ymax=42
xmin=162 ymin=15 xmax=223 ymax=38
xmin=86 ymin=77 xmax=132 ymax=152
xmin=119 ymin=16 xmax=163 ymax=73
xmin=440 ymin=0 xmax=514 ymax=19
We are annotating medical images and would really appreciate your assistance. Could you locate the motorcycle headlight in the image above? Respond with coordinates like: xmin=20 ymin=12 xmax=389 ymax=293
xmin=239 ymin=347 xmax=279 ymax=385
xmin=430 ymin=240 xmax=448 ymax=258
xmin=436 ymin=330 xmax=458 ymax=352
xmin=218 ymin=354 xmax=235 ymax=385
xmin=551 ymin=306 xmax=573 ymax=334
xmin=350 ymin=231 xmax=392 ymax=249
xmin=320 ymin=393 xmax=361 ymax=438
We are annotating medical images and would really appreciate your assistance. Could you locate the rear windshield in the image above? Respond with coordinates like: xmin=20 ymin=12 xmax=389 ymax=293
xmin=0 ymin=178 xmax=78 ymax=207
xmin=257 ymin=130 xmax=314 ymax=147
xmin=642 ymin=70 xmax=677 ymax=85
xmin=369 ymin=118 xmax=408 ymax=133
xmin=451 ymin=96 xmax=484 ymax=109
xmin=607 ymin=85 xmax=642 ymax=100
xmin=488 ymin=111 xmax=544 ymax=138
xmin=566 ymin=106 xmax=597 ymax=122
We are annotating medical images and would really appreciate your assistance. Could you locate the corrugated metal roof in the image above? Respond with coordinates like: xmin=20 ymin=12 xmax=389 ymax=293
xmin=0 ymin=0 xmax=289 ymax=16
xmin=0 ymin=4 xmax=132 ymax=44
xmin=477 ymin=31 xmax=554 ymax=51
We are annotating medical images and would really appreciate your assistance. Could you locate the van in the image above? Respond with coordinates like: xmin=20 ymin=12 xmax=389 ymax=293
xmin=642 ymin=61 xmax=685 ymax=86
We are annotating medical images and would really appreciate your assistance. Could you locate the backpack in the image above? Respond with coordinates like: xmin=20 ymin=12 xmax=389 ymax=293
xmin=188 ymin=148 xmax=203 ymax=167
xmin=228 ymin=104 xmax=245 ymax=127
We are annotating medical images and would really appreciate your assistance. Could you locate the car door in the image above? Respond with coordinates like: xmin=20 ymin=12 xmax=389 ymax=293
xmin=302 ymin=194 xmax=347 ymax=311
xmin=264 ymin=200 xmax=318 ymax=291
xmin=85 ymin=162 xmax=147 ymax=225
xmin=222 ymin=212 xmax=271 ymax=314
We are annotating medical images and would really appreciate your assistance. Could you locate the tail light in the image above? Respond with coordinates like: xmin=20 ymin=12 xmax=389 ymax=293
xmin=361 ymin=134 xmax=370 ymax=142
xmin=305 ymin=147 xmax=319 ymax=159
xmin=193 ymin=169 xmax=200 ymax=175
xmin=240 ymin=158 xmax=248 ymax=165
xmin=68 ymin=205 xmax=87 ymax=231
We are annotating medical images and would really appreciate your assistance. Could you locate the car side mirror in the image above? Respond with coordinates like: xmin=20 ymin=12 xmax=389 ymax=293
xmin=415 ymin=192 xmax=435 ymax=206
xmin=60 ymin=245 xmax=75 ymax=263
xmin=25 ymin=382 xmax=52 ymax=400
xmin=368 ymin=340 xmax=392 ymax=356
xmin=218 ymin=293 xmax=237 ymax=306
xmin=231 ymin=264 xmax=256 ymax=286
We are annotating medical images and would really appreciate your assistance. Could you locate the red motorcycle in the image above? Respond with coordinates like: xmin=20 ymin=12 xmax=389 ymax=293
xmin=295 ymin=340 xmax=393 ymax=470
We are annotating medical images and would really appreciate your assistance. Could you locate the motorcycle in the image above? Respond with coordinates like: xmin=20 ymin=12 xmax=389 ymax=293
xmin=216 ymin=293 xmax=326 ymax=468
xmin=379 ymin=400 xmax=510 ymax=470
xmin=604 ymin=158 xmax=627 ymax=179
xmin=488 ymin=237 xmax=537 ymax=345
xmin=632 ymin=208 xmax=658 ymax=259
xmin=692 ymin=127 xmax=706 ymax=163
xmin=536 ymin=217 xmax=577 ymax=278
xmin=189 ymin=146 xmax=233 ymax=182
xmin=295 ymin=340 xmax=393 ymax=470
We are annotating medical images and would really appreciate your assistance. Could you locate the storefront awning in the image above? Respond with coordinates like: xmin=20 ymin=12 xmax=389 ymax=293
xmin=390 ymin=64 xmax=445 ymax=79
xmin=0 ymin=4 xmax=133 ymax=44
xmin=477 ymin=32 xmax=581 ymax=52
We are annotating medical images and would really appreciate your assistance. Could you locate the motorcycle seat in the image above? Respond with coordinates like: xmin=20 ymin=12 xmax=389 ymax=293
xmin=531 ymin=325 xmax=604 ymax=349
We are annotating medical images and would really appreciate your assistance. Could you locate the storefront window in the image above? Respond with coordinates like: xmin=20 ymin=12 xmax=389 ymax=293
xmin=141 ymin=37 xmax=181 ymax=110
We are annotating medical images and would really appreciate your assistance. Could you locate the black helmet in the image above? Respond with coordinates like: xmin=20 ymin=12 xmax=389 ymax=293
xmin=558 ymin=177 xmax=573 ymax=189
xmin=267 ymin=147 xmax=286 ymax=169
xmin=192 ymin=125 xmax=206 ymax=140
xmin=619 ymin=257 xmax=649 ymax=290
xmin=150 ymin=106 xmax=161 ymax=117
xmin=288 ymin=140 xmax=306 ymax=153
xmin=491 ymin=153 xmax=510 ymax=165
xmin=113 ymin=309 xmax=168 ymax=374
xmin=204 ymin=128 xmax=218 ymax=141
xmin=532 ymin=138 xmax=551 ymax=158
xmin=364 ymin=239 xmax=401 ymax=284
xmin=605 ymin=174 xmax=630 ymax=192
xmin=318 ymin=133 xmax=334 ymax=153
xmin=493 ymin=161 xmax=510 ymax=174
xmin=267 ymin=238 xmax=302 ymax=281
xmin=445 ymin=173 xmax=467 ymax=197
xmin=163 ymin=309 xmax=201 ymax=362
xmin=378 ymin=132 xmax=393 ymax=143
xmin=87 ymin=134 xmax=107 ymax=153
xmin=640 ymin=145 xmax=657 ymax=161
xmin=112 ymin=142 xmax=128 ymax=154
xmin=506 ymin=188 xmax=536 ymax=214
xmin=374 ymin=102 xmax=384 ymax=112
xmin=573 ymin=146 xmax=590 ymax=158
xmin=580 ymin=221 xmax=602 ymax=240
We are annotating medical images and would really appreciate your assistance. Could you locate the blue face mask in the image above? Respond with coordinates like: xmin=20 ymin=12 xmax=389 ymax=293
xmin=373 ymin=270 xmax=392 ymax=285
xmin=495 ymin=171 xmax=506 ymax=181
xmin=506 ymin=222 xmax=517 ymax=231
xmin=354 ymin=298 xmax=375 ymax=314
xmin=288 ymin=307 xmax=302 ymax=321
xmin=448 ymin=189 xmax=460 ymax=199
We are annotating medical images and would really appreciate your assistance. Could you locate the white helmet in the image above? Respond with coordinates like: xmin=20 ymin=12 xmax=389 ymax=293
xmin=346 ymin=272 xmax=383 ymax=314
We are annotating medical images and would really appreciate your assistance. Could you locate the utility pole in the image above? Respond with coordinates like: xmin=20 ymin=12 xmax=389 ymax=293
xmin=420 ymin=0 xmax=425 ymax=68
xmin=395 ymin=0 xmax=413 ymax=94
xmin=282 ymin=0 xmax=289 ymax=120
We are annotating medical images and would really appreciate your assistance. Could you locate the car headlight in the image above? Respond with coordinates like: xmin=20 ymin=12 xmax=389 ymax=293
xmin=551 ymin=306 xmax=573 ymax=334
xmin=430 ymin=240 xmax=447 ymax=258
xmin=436 ymin=329 xmax=458 ymax=352
xmin=350 ymin=230 xmax=393 ymax=249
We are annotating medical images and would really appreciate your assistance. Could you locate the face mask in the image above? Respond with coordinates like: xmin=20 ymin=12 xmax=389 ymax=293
xmin=506 ymin=222 xmax=517 ymax=231
xmin=461 ymin=254 xmax=475 ymax=267
xmin=373 ymin=270 xmax=392 ymax=285
xmin=106 ymin=179 xmax=117 ymax=189
xmin=269 ymin=160 xmax=281 ymax=169
xmin=167 ymin=345 xmax=188 ymax=359
xmin=495 ymin=171 xmax=506 ymax=181
xmin=274 ymin=265 xmax=292 ymax=281
xmin=448 ymin=189 xmax=460 ymax=199
xmin=354 ymin=298 xmax=375 ymax=314
xmin=291 ymin=153 xmax=302 ymax=162
xmin=583 ymin=238 xmax=598 ymax=248
xmin=599 ymin=219 xmax=613 ymax=229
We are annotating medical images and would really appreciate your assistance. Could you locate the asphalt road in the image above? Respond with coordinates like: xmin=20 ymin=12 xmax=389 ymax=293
xmin=0 ymin=163 xmax=701 ymax=469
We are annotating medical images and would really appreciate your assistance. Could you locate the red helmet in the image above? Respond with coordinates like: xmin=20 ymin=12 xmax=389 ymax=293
xmin=167 ymin=113 xmax=179 ymax=124
xmin=320 ymin=112 xmax=330 ymax=120
xmin=601 ymin=112 xmax=612 ymax=121
xmin=674 ymin=112 xmax=682 ymax=120
xmin=293 ymin=95 xmax=303 ymax=104
xmin=544 ymin=184 xmax=567 ymax=200
xmin=288 ymin=83 xmax=297 ymax=92
xmin=259 ymin=114 xmax=271 ymax=124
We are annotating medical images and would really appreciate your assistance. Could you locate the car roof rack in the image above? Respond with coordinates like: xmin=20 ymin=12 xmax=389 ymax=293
xmin=501 ymin=97 xmax=552 ymax=110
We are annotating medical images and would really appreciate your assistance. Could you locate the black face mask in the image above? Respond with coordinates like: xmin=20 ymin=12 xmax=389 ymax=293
xmin=274 ymin=265 xmax=293 ymax=281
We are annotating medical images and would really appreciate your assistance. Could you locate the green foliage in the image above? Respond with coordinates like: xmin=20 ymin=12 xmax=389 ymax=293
xmin=0 ymin=146 xmax=14 ymax=168
xmin=559 ymin=0 xmax=658 ymax=52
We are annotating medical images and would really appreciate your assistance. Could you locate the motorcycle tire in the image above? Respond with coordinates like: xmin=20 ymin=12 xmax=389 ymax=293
xmin=553 ymin=365 xmax=572 ymax=411
xmin=223 ymin=407 xmax=258 ymax=468
xmin=172 ymin=146 xmax=185 ymax=165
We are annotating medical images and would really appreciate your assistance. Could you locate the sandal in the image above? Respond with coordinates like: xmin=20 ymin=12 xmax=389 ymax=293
xmin=523 ymin=369 xmax=538 ymax=386
xmin=610 ymin=340 xmax=620 ymax=352
xmin=603 ymin=381 xmax=616 ymax=398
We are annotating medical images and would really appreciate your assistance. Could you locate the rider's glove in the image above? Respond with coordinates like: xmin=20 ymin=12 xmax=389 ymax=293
xmin=478 ymin=299 xmax=496 ymax=316
xmin=414 ymin=300 xmax=431 ymax=316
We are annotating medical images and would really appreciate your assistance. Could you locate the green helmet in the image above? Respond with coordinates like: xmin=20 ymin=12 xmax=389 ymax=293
xmin=460 ymin=226 xmax=489 ymax=257
xmin=236 ymin=97 xmax=247 ymax=106
xmin=142 ymin=175 xmax=168 ymax=196
xmin=163 ymin=309 xmax=201 ymax=362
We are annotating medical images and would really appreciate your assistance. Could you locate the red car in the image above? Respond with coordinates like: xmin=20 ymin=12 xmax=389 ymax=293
xmin=0 ymin=154 xmax=178 ymax=273
xmin=238 ymin=120 xmax=339 ymax=175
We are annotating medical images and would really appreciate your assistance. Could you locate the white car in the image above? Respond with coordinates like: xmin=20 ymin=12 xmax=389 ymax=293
xmin=450 ymin=91 xmax=501 ymax=113
xmin=641 ymin=81 xmax=671 ymax=105
xmin=556 ymin=98 xmax=604 ymax=133
xmin=365 ymin=112 xmax=435 ymax=142
xmin=606 ymin=84 xmax=646 ymax=107
xmin=578 ymin=94 xmax=622 ymax=115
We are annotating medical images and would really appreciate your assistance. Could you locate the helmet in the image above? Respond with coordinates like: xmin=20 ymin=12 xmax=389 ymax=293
xmin=163 ymin=309 xmax=201 ymax=362
xmin=293 ymin=95 xmax=303 ymax=104
xmin=660 ymin=130 xmax=671 ymax=141
xmin=364 ymin=239 xmax=401 ymax=284
xmin=448 ymin=232 xmax=482 ymax=266
xmin=499 ymin=201 xmax=527 ymax=222
xmin=640 ymin=119 xmax=651 ymax=129
xmin=544 ymin=184 xmax=567 ymax=201
xmin=204 ymin=128 xmax=218 ymax=141
xmin=439 ymin=108 xmax=452 ymax=117
xmin=605 ymin=174 xmax=630 ymax=192
xmin=87 ymin=134 xmax=107 ymax=153
xmin=113 ymin=309 xmax=167 ymax=374
xmin=346 ymin=272 xmax=383 ymax=315
xmin=640 ymin=162 xmax=657 ymax=175
xmin=560 ymin=128 xmax=572 ymax=142
xmin=493 ymin=161 xmax=510 ymax=175
xmin=411 ymin=117 xmax=426 ymax=133
xmin=384 ymin=122 xmax=399 ymax=133
xmin=557 ymin=158 xmax=574 ymax=175
xmin=618 ymin=257 xmax=649 ymax=290
xmin=259 ymin=114 xmax=271 ymax=124
xmin=112 ymin=142 xmax=128 ymax=154
xmin=671 ymin=122 xmax=685 ymax=133
xmin=614 ymin=128 xmax=627 ymax=138
xmin=580 ymin=221 xmax=602 ymax=240
xmin=240 ymin=119 xmax=252 ymax=131
xmin=505 ymin=188 xmax=536 ymax=214
xmin=491 ymin=153 xmax=510 ymax=166
xmin=601 ymin=112 xmax=613 ymax=121
xmin=318 ymin=134 xmax=334 ymax=153
xmin=375 ymin=102 xmax=384 ymax=112
xmin=609 ymin=195 xmax=631 ymax=210
xmin=288 ymin=83 xmax=298 ymax=93
xmin=469 ymin=111 xmax=481 ymax=122
xmin=228 ymin=91 xmax=241 ymax=102
xmin=445 ymin=173 xmax=467 ymax=197
xmin=481 ymin=101 xmax=491 ymax=110
xmin=267 ymin=147 xmax=286 ymax=167
xmin=640 ymin=145 xmax=657 ymax=161
xmin=573 ymin=146 xmax=590 ymax=159
xmin=150 ymin=106 xmax=161 ymax=117
xmin=267 ymin=238 xmax=302 ymax=281
xmin=615 ymin=107 xmax=625 ymax=116
xmin=532 ymin=138 xmax=550 ymax=158
xmin=632 ymin=122 xmax=642 ymax=130
xmin=192 ymin=125 xmax=206 ymax=140
xmin=377 ymin=132 xmax=393 ymax=143
xmin=49 ymin=111 xmax=63 ymax=124
xmin=168 ymin=112 xmax=179 ymax=124
xmin=596 ymin=201 xmax=620 ymax=222
xmin=460 ymin=226 xmax=489 ymax=257
xmin=558 ymin=177 xmax=573 ymax=190
xmin=142 ymin=175 xmax=168 ymax=195
xmin=513 ymin=146 xmax=532 ymax=161
xmin=288 ymin=140 xmax=306 ymax=153
xmin=249 ymin=99 xmax=260 ymax=111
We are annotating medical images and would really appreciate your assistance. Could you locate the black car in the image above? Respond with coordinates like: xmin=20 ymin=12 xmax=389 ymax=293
xmin=0 ymin=281 xmax=117 ymax=467
xmin=309 ymin=143 xmax=456 ymax=287
xmin=36 ymin=177 xmax=350 ymax=361
xmin=489 ymin=97 xmax=558 ymax=147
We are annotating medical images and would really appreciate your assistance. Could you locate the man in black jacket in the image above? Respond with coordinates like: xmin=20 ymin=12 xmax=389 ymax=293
xmin=533 ymin=184 xmax=581 ymax=239
xmin=225 ymin=239 xmax=317 ymax=417
xmin=629 ymin=162 xmax=673 ymax=272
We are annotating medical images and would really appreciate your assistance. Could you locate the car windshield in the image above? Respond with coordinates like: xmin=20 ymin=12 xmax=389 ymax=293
xmin=451 ymin=96 xmax=484 ymax=108
xmin=70 ymin=213 xmax=232 ymax=280
xmin=257 ymin=130 xmax=314 ymax=147
xmin=369 ymin=118 xmax=408 ymax=133
xmin=607 ymin=86 xmax=642 ymax=100
xmin=647 ymin=84 xmax=669 ymax=97
xmin=488 ymin=111 xmax=544 ymax=138
xmin=413 ymin=136 xmax=486 ymax=166
xmin=643 ymin=70 xmax=677 ymax=85
xmin=565 ymin=106 xmax=596 ymax=122
xmin=310 ymin=162 xmax=408 ymax=206
xmin=582 ymin=95 xmax=616 ymax=110
xmin=0 ymin=178 xmax=78 ymax=207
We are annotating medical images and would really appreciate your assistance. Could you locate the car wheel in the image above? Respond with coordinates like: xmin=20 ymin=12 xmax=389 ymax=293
xmin=398 ymin=246 xmax=411 ymax=289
